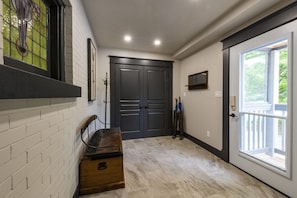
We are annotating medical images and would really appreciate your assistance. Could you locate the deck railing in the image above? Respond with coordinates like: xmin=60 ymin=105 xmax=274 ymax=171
xmin=240 ymin=103 xmax=286 ymax=156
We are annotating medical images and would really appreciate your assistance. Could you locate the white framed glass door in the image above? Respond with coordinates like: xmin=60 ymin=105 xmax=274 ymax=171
xmin=229 ymin=20 xmax=297 ymax=197
xmin=240 ymin=38 xmax=290 ymax=174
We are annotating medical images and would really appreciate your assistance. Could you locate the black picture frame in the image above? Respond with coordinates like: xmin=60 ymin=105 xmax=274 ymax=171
xmin=188 ymin=70 xmax=208 ymax=90
xmin=88 ymin=38 xmax=96 ymax=101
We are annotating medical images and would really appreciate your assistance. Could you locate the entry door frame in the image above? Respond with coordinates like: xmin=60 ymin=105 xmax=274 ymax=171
xmin=220 ymin=2 xmax=297 ymax=162
xmin=109 ymin=56 xmax=173 ymax=139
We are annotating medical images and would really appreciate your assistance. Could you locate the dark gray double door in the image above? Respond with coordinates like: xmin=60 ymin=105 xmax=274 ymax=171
xmin=110 ymin=57 xmax=173 ymax=140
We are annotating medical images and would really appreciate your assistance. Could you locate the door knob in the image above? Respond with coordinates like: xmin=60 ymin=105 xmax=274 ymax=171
xmin=229 ymin=113 xmax=238 ymax=118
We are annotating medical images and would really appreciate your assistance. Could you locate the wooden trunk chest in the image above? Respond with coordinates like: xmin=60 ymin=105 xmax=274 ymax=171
xmin=79 ymin=127 xmax=125 ymax=195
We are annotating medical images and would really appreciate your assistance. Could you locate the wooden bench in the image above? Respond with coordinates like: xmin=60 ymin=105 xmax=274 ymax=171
xmin=79 ymin=115 xmax=125 ymax=195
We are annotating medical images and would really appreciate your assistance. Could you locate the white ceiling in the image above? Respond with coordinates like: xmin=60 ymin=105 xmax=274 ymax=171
xmin=81 ymin=0 xmax=295 ymax=60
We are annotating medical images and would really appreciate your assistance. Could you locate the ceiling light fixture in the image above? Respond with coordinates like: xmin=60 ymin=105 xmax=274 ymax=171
xmin=154 ymin=39 xmax=161 ymax=46
xmin=124 ymin=35 xmax=132 ymax=42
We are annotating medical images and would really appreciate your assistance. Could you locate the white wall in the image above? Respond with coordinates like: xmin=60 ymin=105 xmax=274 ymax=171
xmin=96 ymin=47 xmax=180 ymax=126
xmin=180 ymin=42 xmax=223 ymax=150
xmin=0 ymin=0 xmax=101 ymax=197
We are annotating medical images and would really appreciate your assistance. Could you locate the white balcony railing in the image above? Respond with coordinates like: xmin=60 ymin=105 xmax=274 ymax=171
xmin=240 ymin=103 xmax=286 ymax=170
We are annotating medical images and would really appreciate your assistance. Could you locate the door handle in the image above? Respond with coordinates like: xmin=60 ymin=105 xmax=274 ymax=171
xmin=229 ymin=113 xmax=238 ymax=118
xmin=97 ymin=162 xmax=107 ymax=170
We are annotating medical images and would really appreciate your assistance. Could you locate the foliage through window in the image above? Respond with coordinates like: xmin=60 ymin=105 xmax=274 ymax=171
xmin=242 ymin=51 xmax=267 ymax=103
xmin=2 ymin=0 xmax=48 ymax=72
xmin=278 ymin=48 xmax=288 ymax=104
xmin=242 ymin=40 xmax=288 ymax=104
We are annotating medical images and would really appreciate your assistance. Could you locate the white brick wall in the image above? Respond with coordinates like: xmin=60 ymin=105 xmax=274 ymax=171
xmin=0 ymin=146 xmax=10 ymax=164
xmin=10 ymin=110 xmax=40 ymax=129
xmin=0 ymin=177 xmax=11 ymax=198
xmin=0 ymin=126 xmax=26 ymax=149
xmin=0 ymin=116 xmax=9 ymax=132
xmin=0 ymin=0 xmax=100 ymax=197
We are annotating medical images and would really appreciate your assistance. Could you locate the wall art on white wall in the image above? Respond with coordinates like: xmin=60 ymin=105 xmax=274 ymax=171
xmin=88 ymin=38 xmax=96 ymax=101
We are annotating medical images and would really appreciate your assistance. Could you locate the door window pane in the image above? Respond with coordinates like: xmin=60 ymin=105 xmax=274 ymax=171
xmin=240 ymin=39 xmax=289 ymax=173
xmin=242 ymin=51 xmax=267 ymax=103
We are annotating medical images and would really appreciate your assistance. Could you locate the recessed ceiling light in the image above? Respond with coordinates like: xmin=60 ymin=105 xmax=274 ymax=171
xmin=154 ymin=39 xmax=161 ymax=46
xmin=124 ymin=35 xmax=132 ymax=42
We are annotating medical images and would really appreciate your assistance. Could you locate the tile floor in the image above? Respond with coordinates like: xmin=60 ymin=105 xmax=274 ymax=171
xmin=80 ymin=136 xmax=286 ymax=198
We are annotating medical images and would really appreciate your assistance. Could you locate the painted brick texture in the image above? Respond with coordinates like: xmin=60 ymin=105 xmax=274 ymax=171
xmin=0 ymin=0 xmax=100 ymax=197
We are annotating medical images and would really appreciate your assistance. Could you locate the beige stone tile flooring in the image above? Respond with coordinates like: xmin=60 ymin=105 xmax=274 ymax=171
xmin=80 ymin=136 xmax=287 ymax=198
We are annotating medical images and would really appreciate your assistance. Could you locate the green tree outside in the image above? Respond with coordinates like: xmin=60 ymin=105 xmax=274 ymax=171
xmin=243 ymin=48 xmax=288 ymax=104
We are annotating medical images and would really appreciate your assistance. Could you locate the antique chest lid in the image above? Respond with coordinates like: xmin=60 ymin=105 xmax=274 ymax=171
xmin=85 ymin=128 xmax=123 ymax=160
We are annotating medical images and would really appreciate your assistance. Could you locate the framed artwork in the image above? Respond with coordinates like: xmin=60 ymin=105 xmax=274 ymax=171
xmin=188 ymin=70 xmax=208 ymax=90
xmin=88 ymin=38 xmax=96 ymax=101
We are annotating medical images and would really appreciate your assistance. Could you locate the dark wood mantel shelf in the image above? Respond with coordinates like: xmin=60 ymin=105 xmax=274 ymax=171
xmin=0 ymin=64 xmax=81 ymax=99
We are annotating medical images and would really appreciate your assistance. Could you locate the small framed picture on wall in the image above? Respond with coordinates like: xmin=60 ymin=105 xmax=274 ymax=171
xmin=188 ymin=70 xmax=208 ymax=90
xmin=88 ymin=38 xmax=96 ymax=101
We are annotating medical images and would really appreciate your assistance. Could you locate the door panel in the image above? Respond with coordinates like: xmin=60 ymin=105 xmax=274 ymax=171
xmin=144 ymin=67 xmax=169 ymax=137
xmin=147 ymin=69 xmax=165 ymax=99
xmin=229 ymin=21 xmax=297 ymax=197
xmin=120 ymin=112 xmax=140 ymax=132
xmin=147 ymin=112 xmax=165 ymax=131
xmin=116 ymin=65 xmax=143 ymax=139
xmin=119 ymin=68 xmax=141 ymax=99
xmin=111 ymin=57 xmax=172 ymax=140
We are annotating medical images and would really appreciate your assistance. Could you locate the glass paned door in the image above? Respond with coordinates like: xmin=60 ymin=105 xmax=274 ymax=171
xmin=240 ymin=39 xmax=289 ymax=172
xmin=229 ymin=20 xmax=297 ymax=197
